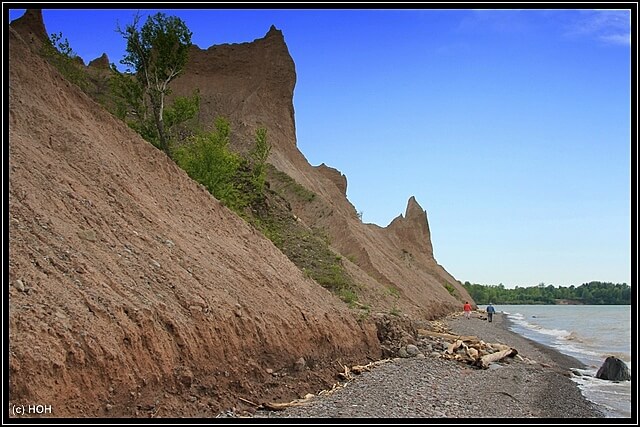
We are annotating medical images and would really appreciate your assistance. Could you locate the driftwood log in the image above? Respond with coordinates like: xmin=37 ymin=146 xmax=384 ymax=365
xmin=466 ymin=346 xmax=479 ymax=360
xmin=337 ymin=359 xmax=393 ymax=380
xmin=487 ymin=343 xmax=512 ymax=352
xmin=261 ymin=396 xmax=314 ymax=411
xmin=476 ymin=348 xmax=518 ymax=369
xmin=425 ymin=323 xmax=520 ymax=370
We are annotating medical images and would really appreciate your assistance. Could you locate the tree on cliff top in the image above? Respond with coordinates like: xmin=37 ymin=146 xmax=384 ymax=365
xmin=118 ymin=12 xmax=192 ymax=154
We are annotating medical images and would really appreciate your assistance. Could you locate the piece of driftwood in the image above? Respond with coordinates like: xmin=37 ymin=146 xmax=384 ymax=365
xmin=318 ymin=382 xmax=344 ymax=396
xmin=263 ymin=359 xmax=396 ymax=411
xmin=423 ymin=319 xmax=530 ymax=372
xmin=487 ymin=343 xmax=511 ymax=352
xmin=337 ymin=362 xmax=350 ymax=380
xmin=428 ymin=320 xmax=450 ymax=333
xmin=337 ymin=358 xmax=393 ymax=380
xmin=446 ymin=339 xmax=464 ymax=354
xmin=238 ymin=397 xmax=259 ymax=407
xmin=466 ymin=346 xmax=479 ymax=360
xmin=261 ymin=393 xmax=315 ymax=411
xmin=476 ymin=348 xmax=518 ymax=369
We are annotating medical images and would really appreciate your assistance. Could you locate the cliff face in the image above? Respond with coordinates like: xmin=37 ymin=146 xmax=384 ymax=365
xmin=170 ymin=26 xmax=473 ymax=319
xmin=8 ymin=17 xmax=380 ymax=417
xmin=170 ymin=26 xmax=298 ymax=165
xmin=8 ymin=10 xmax=473 ymax=418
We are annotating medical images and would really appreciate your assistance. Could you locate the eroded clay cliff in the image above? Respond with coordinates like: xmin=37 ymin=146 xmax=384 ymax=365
xmin=169 ymin=25 xmax=473 ymax=319
xmin=8 ymin=17 xmax=380 ymax=417
xmin=8 ymin=10 xmax=473 ymax=418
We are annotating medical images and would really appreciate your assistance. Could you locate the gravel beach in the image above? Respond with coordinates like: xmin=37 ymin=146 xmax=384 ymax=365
xmin=251 ymin=311 xmax=605 ymax=419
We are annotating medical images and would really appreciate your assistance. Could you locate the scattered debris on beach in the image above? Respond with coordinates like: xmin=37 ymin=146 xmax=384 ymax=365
xmin=419 ymin=328 xmax=518 ymax=369
xmin=256 ymin=313 xmax=528 ymax=412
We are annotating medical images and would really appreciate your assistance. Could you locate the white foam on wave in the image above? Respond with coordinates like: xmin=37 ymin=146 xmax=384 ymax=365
xmin=532 ymin=325 xmax=571 ymax=339
xmin=508 ymin=314 xmax=571 ymax=340
xmin=572 ymin=374 xmax=632 ymax=418
xmin=550 ymin=341 xmax=603 ymax=360
xmin=504 ymin=311 xmax=520 ymax=319
xmin=563 ymin=331 xmax=583 ymax=342
xmin=576 ymin=380 xmax=632 ymax=400
xmin=507 ymin=314 xmax=604 ymax=363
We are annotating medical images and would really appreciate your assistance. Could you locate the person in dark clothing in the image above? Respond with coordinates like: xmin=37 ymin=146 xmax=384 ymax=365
xmin=486 ymin=303 xmax=496 ymax=322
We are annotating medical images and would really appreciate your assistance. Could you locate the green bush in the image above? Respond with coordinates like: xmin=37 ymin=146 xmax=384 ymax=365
xmin=443 ymin=282 xmax=458 ymax=297
xmin=174 ymin=118 xmax=247 ymax=212
xmin=248 ymin=127 xmax=270 ymax=195
xmin=268 ymin=166 xmax=316 ymax=202
xmin=109 ymin=69 xmax=200 ymax=152
xmin=164 ymin=91 xmax=201 ymax=145
xmin=338 ymin=288 xmax=359 ymax=305
xmin=40 ymin=32 xmax=88 ymax=91
xmin=173 ymin=117 xmax=272 ymax=217
xmin=387 ymin=286 xmax=401 ymax=299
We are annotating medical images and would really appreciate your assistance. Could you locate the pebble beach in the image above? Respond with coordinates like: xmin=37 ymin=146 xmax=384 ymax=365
xmin=253 ymin=311 xmax=605 ymax=419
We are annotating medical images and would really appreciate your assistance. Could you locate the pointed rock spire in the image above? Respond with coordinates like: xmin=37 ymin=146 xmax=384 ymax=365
xmin=88 ymin=53 xmax=110 ymax=69
xmin=387 ymin=196 xmax=434 ymax=258
xmin=10 ymin=9 xmax=48 ymax=44
xmin=266 ymin=24 xmax=282 ymax=38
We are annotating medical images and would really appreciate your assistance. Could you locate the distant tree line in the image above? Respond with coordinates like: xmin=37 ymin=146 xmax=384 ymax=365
xmin=463 ymin=281 xmax=630 ymax=305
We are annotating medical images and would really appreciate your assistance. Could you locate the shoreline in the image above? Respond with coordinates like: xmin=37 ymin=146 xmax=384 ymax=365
xmin=500 ymin=312 xmax=589 ymax=370
xmin=253 ymin=311 xmax=605 ymax=419
xmin=466 ymin=311 xmax=589 ymax=370
xmin=444 ymin=311 xmax=606 ymax=418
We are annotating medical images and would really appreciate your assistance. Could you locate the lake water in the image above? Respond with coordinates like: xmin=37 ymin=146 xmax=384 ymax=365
xmin=494 ymin=304 xmax=632 ymax=418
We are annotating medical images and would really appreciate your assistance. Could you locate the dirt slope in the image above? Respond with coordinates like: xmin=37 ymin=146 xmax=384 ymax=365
xmin=8 ymin=22 xmax=381 ymax=418
xmin=170 ymin=26 xmax=474 ymax=318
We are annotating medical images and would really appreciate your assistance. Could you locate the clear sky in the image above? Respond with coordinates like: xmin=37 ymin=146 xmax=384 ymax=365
xmin=7 ymin=6 xmax=633 ymax=289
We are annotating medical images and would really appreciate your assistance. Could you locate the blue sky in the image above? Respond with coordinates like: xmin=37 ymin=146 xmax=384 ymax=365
xmin=7 ymin=7 xmax=633 ymax=288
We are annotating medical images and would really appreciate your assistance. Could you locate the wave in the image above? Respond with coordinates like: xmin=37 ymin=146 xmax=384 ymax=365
xmin=506 ymin=313 xmax=615 ymax=364
xmin=564 ymin=331 xmax=583 ymax=342
xmin=508 ymin=314 xmax=571 ymax=340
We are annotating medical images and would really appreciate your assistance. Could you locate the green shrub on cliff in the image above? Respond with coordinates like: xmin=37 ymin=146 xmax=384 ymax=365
xmin=173 ymin=117 xmax=272 ymax=216
xmin=443 ymin=282 xmax=458 ymax=297
xmin=40 ymin=32 xmax=88 ymax=90
xmin=174 ymin=117 xmax=246 ymax=211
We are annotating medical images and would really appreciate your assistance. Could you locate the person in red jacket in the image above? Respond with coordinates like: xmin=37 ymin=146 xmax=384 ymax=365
xmin=463 ymin=301 xmax=472 ymax=319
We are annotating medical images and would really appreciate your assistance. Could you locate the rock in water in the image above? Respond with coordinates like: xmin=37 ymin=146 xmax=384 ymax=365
xmin=595 ymin=356 xmax=631 ymax=381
